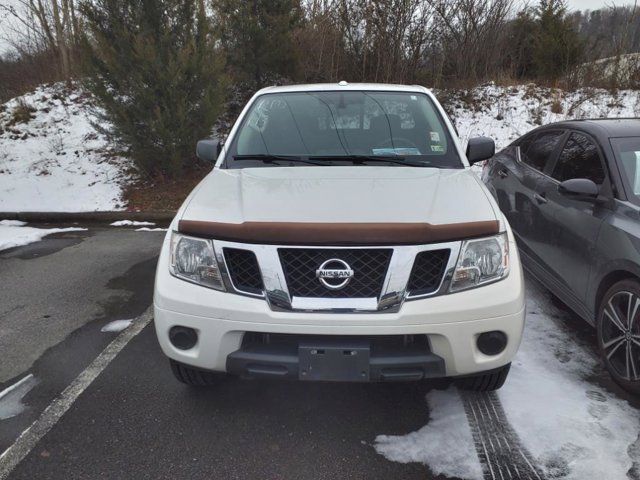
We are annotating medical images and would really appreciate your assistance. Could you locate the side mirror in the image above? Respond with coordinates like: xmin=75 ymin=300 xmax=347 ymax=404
xmin=196 ymin=139 xmax=222 ymax=163
xmin=466 ymin=137 xmax=495 ymax=165
xmin=558 ymin=178 xmax=599 ymax=199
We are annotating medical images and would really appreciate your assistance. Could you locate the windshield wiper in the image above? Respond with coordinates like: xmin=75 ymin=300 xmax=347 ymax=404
xmin=309 ymin=155 xmax=430 ymax=167
xmin=233 ymin=154 xmax=330 ymax=166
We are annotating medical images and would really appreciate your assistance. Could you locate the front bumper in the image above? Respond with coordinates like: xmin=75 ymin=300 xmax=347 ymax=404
xmin=154 ymin=255 xmax=525 ymax=378
xmin=154 ymin=225 xmax=525 ymax=379
xmin=226 ymin=334 xmax=446 ymax=381
xmin=154 ymin=304 xmax=524 ymax=378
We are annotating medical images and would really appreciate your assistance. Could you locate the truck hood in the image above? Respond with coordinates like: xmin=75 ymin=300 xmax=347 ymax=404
xmin=181 ymin=166 xmax=498 ymax=226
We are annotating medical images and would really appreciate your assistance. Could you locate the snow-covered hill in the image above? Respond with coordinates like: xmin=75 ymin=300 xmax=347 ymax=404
xmin=1 ymin=82 xmax=639 ymax=212
xmin=448 ymin=83 xmax=640 ymax=148
xmin=0 ymin=83 xmax=130 ymax=212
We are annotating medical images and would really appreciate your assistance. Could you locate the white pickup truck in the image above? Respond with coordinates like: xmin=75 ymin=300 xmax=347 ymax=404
xmin=153 ymin=83 xmax=525 ymax=392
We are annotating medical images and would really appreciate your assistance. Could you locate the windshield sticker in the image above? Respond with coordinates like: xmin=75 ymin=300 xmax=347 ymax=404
xmin=430 ymin=131 xmax=440 ymax=142
xmin=372 ymin=148 xmax=422 ymax=156
xmin=430 ymin=145 xmax=445 ymax=153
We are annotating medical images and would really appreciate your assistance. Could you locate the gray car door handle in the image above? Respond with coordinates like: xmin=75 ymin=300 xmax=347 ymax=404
xmin=534 ymin=193 xmax=547 ymax=204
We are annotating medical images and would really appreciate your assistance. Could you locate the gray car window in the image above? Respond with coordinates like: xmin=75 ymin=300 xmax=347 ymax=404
xmin=611 ymin=137 xmax=640 ymax=198
xmin=520 ymin=130 xmax=564 ymax=172
xmin=552 ymin=132 xmax=605 ymax=184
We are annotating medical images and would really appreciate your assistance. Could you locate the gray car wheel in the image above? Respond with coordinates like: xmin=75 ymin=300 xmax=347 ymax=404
xmin=597 ymin=279 xmax=640 ymax=394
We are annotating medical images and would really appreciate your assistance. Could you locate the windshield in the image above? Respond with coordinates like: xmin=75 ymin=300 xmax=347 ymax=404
xmin=611 ymin=137 xmax=640 ymax=201
xmin=224 ymin=91 xmax=463 ymax=168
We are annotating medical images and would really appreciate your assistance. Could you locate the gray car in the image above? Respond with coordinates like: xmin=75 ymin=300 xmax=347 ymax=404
xmin=481 ymin=119 xmax=640 ymax=393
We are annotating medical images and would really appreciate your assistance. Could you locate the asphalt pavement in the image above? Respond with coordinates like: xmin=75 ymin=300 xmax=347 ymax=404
xmin=0 ymin=228 xmax=453 ymax=480
xmin=0 ymin=228 xmax=638 ymax=480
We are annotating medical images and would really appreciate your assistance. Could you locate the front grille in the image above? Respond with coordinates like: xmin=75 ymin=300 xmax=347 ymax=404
xmin=279 ymin=248 xmax=392 ymax=298
xmin=407 ymin=249 xmax=450 ymax=296
xmin=224 ymin=248 xmax=264 ymax=295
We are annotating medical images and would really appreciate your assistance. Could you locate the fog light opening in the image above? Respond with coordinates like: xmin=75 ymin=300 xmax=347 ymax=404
xmin=169 ymin=326 xmax=198 ymax=350
xmin=477 ymin=331 xmax=507 ymax=356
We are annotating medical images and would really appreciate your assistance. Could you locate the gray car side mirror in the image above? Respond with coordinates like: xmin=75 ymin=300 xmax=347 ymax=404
xmin=558 ymin=178 xmax=599 ymax=199
xmin=466 ymin=137 xmax=495 ymax=165
xmin=196 ymin=139 xmax=222 ymax=163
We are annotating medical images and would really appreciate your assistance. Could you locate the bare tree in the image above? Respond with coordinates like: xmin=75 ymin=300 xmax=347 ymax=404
xmin=295 ymin=0 xmax=348 ymax=82
xmin=332 ymin=0 xmax=434 ymax=84
xmin=0 ymin=0 xmax=80 ymax=81
xmin=426 ymin=0 xmax=514 ymax=86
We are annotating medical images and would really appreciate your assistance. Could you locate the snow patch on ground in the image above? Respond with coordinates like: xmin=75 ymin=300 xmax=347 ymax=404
xmin=101 ymin=319 xmax=133 ymax=333
xmin=0 ymin=374 xmax=38 ymax=420
xmin=0 ymin=219 xmax=26 ymax=226
xmin=374 ymin=281 xmax=640 ymax=480
xmin=135 ymin=227 xmax=167 ymax=232
xmin=448 ymin=83 xmax=640 ymax=149
xmin=110 ymin=220 xmax=155 ymax=227
xmin=499 ymin=286 xmax=640 ymax=480
xmin=0 ymin=83 xmax=131 ymax=212
xmin=0 ymin=223 xmax=87 ymax=251
xmin=374 ymin=387 xmax=483 ymax=480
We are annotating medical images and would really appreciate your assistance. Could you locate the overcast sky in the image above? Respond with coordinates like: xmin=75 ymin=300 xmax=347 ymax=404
xmin=564 ymin=0 xmax=628 ymax=9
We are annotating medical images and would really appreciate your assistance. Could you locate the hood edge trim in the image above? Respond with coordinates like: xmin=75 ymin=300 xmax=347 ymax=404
xmin=177 ymin=220 xmax=500 ymax=246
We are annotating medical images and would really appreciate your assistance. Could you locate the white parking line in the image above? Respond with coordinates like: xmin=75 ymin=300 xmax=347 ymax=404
xmin=0 ymin=307 xmax=153 ymax=480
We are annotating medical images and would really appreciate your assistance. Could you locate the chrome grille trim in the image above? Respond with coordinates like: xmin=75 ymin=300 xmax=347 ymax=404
xmin=211 ymin=239 xmax=462 ymax=313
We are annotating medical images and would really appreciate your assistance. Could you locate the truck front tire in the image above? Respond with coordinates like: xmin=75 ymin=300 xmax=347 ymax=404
xmin=455 ymin=363 xmax=511 ymax=392
xmin=170 ymin=359 xmax=224 ymax=386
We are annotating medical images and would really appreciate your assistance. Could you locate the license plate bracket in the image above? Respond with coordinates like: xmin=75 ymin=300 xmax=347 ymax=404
xmin=299 ymin=339 xmax=370 ymax=382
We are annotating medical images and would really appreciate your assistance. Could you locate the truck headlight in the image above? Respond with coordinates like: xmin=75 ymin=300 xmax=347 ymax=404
xmin=169 ymin=232 xmax=225 ymax=290
xmin=450 ymin=233 xmax=509 ymax=292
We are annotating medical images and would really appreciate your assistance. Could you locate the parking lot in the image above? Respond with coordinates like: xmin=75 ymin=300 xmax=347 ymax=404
xmin=1 ymin=228 xmax=639 ymax=480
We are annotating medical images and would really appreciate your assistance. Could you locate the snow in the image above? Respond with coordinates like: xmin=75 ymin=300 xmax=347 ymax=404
xmin=0 ymin=83 xmax=130 ymax=212
xmin=135 ymin=227 xmax=167 ymax=232
xmin=498 ymin=283 xmax=640 ymax=480
xmin=101 ymin=319 xmax=133 ymax=333
xmin=448 ymin=83 xmax=640 ymax=150
xmin=0 ymin=222 xmax=86 ymax=251
xmin=0 ymin=219 xmax=26 ymax=226
xmin=373 ymin=279 xmax=640 ymax=480
xmin=0 ymin=373 xmax=38 ymax=420
xmin=374 ymin=388 xmax=483 ymax=480
xmin=110 ymin=220 xmax=155 ymax=227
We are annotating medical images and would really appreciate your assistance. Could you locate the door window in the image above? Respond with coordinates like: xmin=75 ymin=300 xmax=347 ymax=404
xmin=551 ymin=132 xmax=605 ymax=184
xmin=520 ymin=130 xmax=564 ymax=172
xmin=611 ymin=137 xmax=640 ymax=200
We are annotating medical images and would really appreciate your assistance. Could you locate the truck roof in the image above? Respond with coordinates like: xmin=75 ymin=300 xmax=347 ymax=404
xmin=256 ymin=82 xmax=431 ymax=95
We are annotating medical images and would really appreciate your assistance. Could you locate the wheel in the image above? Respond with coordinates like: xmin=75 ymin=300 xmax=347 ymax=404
xmin=170 ymin=359 xmax=224 ymax=386
xmin=455 ymin=363 xmax=511 ymax=392
xmin=597 ymin=280 xmax=640 ymax=394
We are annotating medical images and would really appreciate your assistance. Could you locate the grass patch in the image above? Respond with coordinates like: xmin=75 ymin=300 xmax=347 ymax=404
xmin=122 ymin=164 xmax=210 ymax=212
xmin=7 ymin=99 xmax=36 ymax=126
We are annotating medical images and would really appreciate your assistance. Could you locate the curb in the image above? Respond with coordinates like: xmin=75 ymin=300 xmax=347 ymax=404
xmin=0 ymin=211 xmax=176 ymax=226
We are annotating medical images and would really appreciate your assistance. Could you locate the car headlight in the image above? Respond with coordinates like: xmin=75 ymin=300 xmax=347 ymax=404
xmin=169 ymin=232 xmax=225 ymax=290
xmin=450 ymin=232 xmax=509 ymax=292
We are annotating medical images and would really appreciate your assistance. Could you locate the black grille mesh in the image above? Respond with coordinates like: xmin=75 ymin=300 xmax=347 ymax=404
xmin=279 ymin=248 xmax=392 ymax=298
xmin=224 ymin=248 xmax=264 ymax=295
xmin=407 ymin=249 xmax=450 ymax=296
